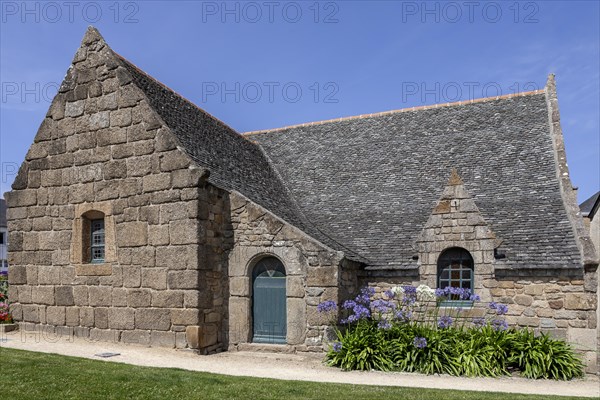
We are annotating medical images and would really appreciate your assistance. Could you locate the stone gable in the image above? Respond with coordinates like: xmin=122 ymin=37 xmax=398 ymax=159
xmin=6 ymin=27 xmax=219 ymax=351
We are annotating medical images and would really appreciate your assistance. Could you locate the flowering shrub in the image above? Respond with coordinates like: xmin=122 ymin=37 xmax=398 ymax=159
xmin=0 ymin=271 xmax=13 ymax=324
xmin=0 ymin=302 xmax=12 ymax=324
xmin=320 ymin=284 xmax=583 ymax=380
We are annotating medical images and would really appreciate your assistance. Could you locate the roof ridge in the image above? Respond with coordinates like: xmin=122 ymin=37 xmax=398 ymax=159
xmin=243 ymin=89 xmax=545 ymax=136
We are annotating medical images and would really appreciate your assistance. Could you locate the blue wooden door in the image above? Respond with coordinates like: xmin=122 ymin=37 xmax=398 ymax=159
xmin=252 ymin=257 xmax=286 ymax=344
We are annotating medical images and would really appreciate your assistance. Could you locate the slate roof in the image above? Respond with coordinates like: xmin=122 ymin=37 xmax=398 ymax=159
xmin=580 ymin=191 xmax=600 ymax=219
xmin=117 ymin=56 xmax=364 ymax=261
xmin=107 ymin=31 xmax=582 ymax=270
xmin=248 ymin=93 xmax=582 ymax=269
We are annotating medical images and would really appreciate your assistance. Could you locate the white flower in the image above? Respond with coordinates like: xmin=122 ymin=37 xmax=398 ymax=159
xmin=416 ymin=284 xmax=435 ymax=302
xmin=391 ymin=286 xmax=405 ymax=296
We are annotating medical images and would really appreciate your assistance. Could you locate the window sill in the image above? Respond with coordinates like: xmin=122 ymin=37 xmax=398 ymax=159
xmin=438 ymin=300 xmax=474 ymax=308
xmin=75 ymin=263 xmax=112 ymax=276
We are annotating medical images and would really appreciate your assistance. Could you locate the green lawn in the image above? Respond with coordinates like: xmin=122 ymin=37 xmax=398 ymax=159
xmin=0 ymin=348 xmax=589 ymax=400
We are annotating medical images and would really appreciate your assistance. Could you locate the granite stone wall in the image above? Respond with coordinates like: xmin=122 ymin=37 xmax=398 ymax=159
xmin=6 ymin=29 xmax=217 ymax=351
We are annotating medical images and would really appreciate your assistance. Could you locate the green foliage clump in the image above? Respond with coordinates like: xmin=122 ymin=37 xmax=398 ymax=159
xmin=321 ymin=286 xmax=584 ymax=380
xmin=509 ymin=329 xmax=584 ymax=380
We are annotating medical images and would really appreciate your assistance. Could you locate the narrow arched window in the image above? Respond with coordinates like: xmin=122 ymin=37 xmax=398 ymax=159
xmin=81 ymin=210 xmax=106 ymax=264
xmin=437 ymin=247 xmax=474 ymax=291
xmin=90 ymin=219 xmax=105 ymax=263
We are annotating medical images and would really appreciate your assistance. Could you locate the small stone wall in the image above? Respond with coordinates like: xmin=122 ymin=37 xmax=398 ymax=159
xmin=359 ymin=267 xmax=598 ymax=373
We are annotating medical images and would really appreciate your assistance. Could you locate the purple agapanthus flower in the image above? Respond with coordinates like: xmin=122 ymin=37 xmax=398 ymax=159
xmin=384 ymin=289 xmax=395 ymax=299
xmin=317 ymin=300 xmax=337 ymax=313
xmin=354 ymin=287 xmax=375 ymax=305
xmin=378 ymin=319 xmax=392 ymax=330
xmin=469 ymin=293 xmax=481 ymax=301
xmin=436 ymin=286 xmax=474 ymax=301
xmin=491 ymin=319 xmax=508 ymax=331
xmin=372 ymin=299 xmax=396 ymax=314
xmin=495 ymin=304 xmax=508 ymax=315
xmin=352 ymin=304 xmax=371 ymax=319
xmin=472 ymin=317 xmax=486 ymax=327
xmin=489 ymin=302 xmax=509 ymax=315
xmin=394 ymin=310 xmax=411 ymax=322
xmin=437 ymin=315 xmax=453 ymax=329
xmin=413 ymin=336 xmax=427 ymax=349
xmin=342 ymin=300 xmax=357 ymax=310
xmin=403 ymin=286 xmax=417 ymax=296
xmin=341 ymin=302 xmax=371 ymax=324
xmin=332 ymin=342 xmax=342 ymax=352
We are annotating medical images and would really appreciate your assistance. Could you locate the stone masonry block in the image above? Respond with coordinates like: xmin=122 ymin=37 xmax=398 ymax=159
xmin=171 ymin=308 xmax=201 ymax=325
xmin=229 ymin=277 xmax=249 ymax=296
xmin=135 ymin=308 xmax=171 ymax=331
xmin=186 ymin=325 xmax=218 ymax=349
xmin=141 ymin=268 xmax=167 ymax=290
xmin=122 ymin=266 xmax=141 ymax=288
xmin=156 ymin=246 xmax=198 ymax=269
xmin=121 ymin=330 xmax=151 ymax=346
xmin=80 ymin=307 xmax=94 ymax=327
xmin=287 ymin=276 xmax=305 ymax=298
xmin=117 ymin=221 xmax=148 ymax=247
xmin=8 ymin=265 xmax=27 ymax=284
xmin=112 ymin=288 xmax=128 ymax=307
xmin=65 ymin=307 xmax=80 ymax=326
xmin=127 ymin=289 xmax=151 ymax=308
xmin=46 ymin=306 xmax=66 ymax=326
xmin=55 ymin=286 xmax=75 ymax=306
xmin=168 ymin=270 xmax=200 ymax=289
xmin=564 ymin=293 xmax=596 ymax=310
xmin=89 ymin=286 xmax=112 ymax=307
xmin=287 ymin=298 xmax=306 ymax=345
xmin=169 ymin=219 xmax=199 ymax=245
xmin=94 ymin=307 xmax=109 ymax=329
xmin=73 ymin=286 xmax=89 ymax=305
xmin=22 ymin=305 xmax=40 ymax=323
xmin=307 ymin=266 xmax=338 ymax=287
xmin=108 ymin=308 xmax=135 ymax=330
xmin=142 ymin=174 xmax=171 ymax=193
xmin=32 ymin=286 xmax=55 ymax=305
xmin=150 ymin=331 xmax=176 ymax=348
xmin=151 ymin=291 xmax=184 ymax=308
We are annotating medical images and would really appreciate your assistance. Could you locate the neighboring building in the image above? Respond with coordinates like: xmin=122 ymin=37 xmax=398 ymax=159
xmin=581 ymin=191 xmax=600 ymax=253
xmin=6 ymin=28 xmax=599 ymax=371
xmin=580 ymin=190 xmax=600 ymax=373
xmin=0 ymin=198 xmax=7 ymax=274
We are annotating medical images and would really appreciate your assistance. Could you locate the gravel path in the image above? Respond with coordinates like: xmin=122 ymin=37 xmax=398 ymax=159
xmin=1 ymin=330 xmax=598 ymax=398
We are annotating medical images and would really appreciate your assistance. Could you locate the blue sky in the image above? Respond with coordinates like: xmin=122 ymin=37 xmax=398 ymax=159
xmin=1 ymin=0 xmax=598 ymax=202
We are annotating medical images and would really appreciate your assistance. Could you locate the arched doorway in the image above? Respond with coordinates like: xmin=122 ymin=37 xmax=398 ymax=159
xmin=252 ymin=257 xmax=287 ymax=344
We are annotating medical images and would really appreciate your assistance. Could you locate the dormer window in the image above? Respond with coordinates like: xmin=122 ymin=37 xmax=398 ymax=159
xmin=437 ymin=247 xmax=474 ymax=291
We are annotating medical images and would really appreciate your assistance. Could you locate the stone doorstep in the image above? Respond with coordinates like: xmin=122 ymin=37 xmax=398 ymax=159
xmin=234 ymin=343 xmax=298 ymax=354
xmin=0 ymin=323 xmax=18 ymax=333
